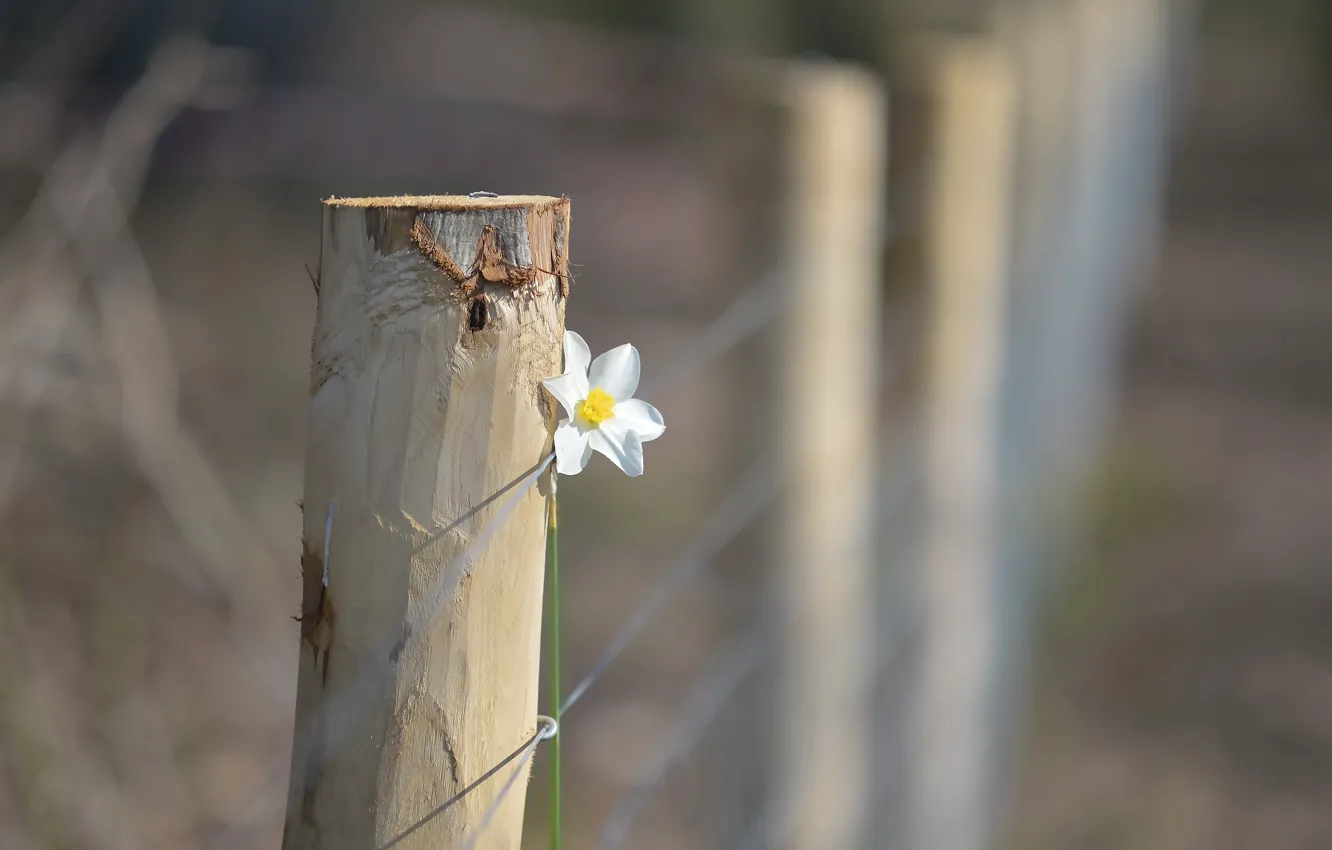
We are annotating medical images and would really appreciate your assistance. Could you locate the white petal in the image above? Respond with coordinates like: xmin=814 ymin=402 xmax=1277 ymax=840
xmin=564 ymin=331 xmax=591 ymax=378
xmin=590 ymin=422 xmax=644 ymax=477
xmin=553 ymin=420 xmax=593 ymax=475
xmin=541 ymin=372 xmax=585 ymax=418
xmin=612 ymin=398 xmax=665 ymax=442
xmin=588 ymin=343 xmax=640 ymax=401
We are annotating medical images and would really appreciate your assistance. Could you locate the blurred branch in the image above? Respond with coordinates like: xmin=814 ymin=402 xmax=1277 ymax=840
xmin=0 ymin=34 xmax=287 ymax=685
xmin=0 ymin=0 xmax=143 ymax=168
xmin=0 ymin=34 xmax=287 ymax=845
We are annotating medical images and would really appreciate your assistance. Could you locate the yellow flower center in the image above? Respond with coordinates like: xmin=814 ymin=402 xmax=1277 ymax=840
xmin=577 ymin=388 xmax=616 ymax=426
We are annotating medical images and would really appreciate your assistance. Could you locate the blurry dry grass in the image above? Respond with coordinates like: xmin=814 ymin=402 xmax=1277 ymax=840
xmin=0 ymin=36 xmax=304 ymax=849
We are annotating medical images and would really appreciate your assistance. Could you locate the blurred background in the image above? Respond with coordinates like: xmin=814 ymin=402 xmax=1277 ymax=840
xmin=2 ymin=0 xmax=1332 ymax=848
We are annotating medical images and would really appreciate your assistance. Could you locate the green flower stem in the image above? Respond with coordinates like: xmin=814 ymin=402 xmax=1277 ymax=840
xmin=546 ymin=485 xmax=562 ymax=850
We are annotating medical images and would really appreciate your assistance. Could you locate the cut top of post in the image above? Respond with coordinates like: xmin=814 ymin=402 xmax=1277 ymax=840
xmin=325 ymin=194 xmax=567 ymax=211
xmin=316 ymin=194 xmax=571 ymax=340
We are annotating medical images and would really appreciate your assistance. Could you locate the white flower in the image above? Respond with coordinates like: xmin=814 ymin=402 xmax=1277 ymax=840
xmin=542 ymin=331 xmax=665 ymax=476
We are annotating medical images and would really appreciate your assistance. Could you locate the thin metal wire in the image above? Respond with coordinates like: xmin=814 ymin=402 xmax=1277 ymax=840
xmin=379 ymin=716 xmax=557 ymax=850
xmin=406 ymin=453 xmax=555 ymax=655
xmin=411 ymin=453 xmax=554 ymax=557
xmin=429 ymin=458 xmax=778 ymax=850
xmin=322 ymin=500 xmax=335 ymax=586
xmin=562 ymin=456 xmax=777 ymax=714
xmin=721 ymin=591 xmax=917 ymax=850
xmin=641 ymin=273 xmax=785 ymax=398
xmin=305 ymin=452 xmax=553 ymax=737
xmin=457 ymin=716 xmax=558 ymax=850
xmin=212 ymin=456 xmax=555 ymax=850
xmin=599 ymin=633 xmax=767 ymax=850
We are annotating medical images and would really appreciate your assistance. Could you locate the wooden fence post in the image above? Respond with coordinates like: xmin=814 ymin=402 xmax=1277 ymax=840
xmin=1038 ymin=0 xmax=1168 ymax=478
xmin=909 ymin=38 xmax=1017 ymax=850
xmin=774 ymin=61 xmax=886 ymax=850
xmin=282 ymin=195 xmax=568 ymax=850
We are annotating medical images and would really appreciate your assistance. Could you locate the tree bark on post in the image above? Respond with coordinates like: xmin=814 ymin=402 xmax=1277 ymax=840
xmin=282 ymin=195 xmax=569 ymax=850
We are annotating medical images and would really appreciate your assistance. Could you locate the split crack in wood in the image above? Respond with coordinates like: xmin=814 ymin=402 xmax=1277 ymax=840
xmin=408 ymin=217 xmax=544 ymax=297
xmin=408 ymin=216 xmax=559 ymax=332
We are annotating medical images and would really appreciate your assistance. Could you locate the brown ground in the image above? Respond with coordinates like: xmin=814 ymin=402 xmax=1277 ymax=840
xmin=1007 ymin=24 xmax=1332 ymax=850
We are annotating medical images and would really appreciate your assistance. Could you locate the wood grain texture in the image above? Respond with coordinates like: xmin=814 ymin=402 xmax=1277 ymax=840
xmin=283 ymin=195 xmax=568 ymax=850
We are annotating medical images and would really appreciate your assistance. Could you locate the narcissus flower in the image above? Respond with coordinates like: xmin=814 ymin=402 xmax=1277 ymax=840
xmin=542 ymin=331 xmax=665 ymax=476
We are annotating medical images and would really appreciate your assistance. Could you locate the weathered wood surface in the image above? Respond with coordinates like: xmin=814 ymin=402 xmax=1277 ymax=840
xmin=283 ymin=195 xmax=568 ymax=850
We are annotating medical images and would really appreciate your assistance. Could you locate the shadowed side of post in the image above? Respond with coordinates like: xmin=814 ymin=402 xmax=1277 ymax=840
xmin=282 ymin=195 xmax=569 ymax=850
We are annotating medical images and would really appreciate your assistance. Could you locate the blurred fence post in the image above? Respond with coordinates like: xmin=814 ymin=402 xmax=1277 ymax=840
xmin=987 ymin=0 xmax=1176 ymax=753
xmin=909 ymin=38 xmax=1017 ymax=850
xmin=1036 ymin=0 xmax=1170 ymax=477
xmin=282 ymin=196 xmax=568 ymax=850
xmin=773 ymin=61 xmax=886 ymax=850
